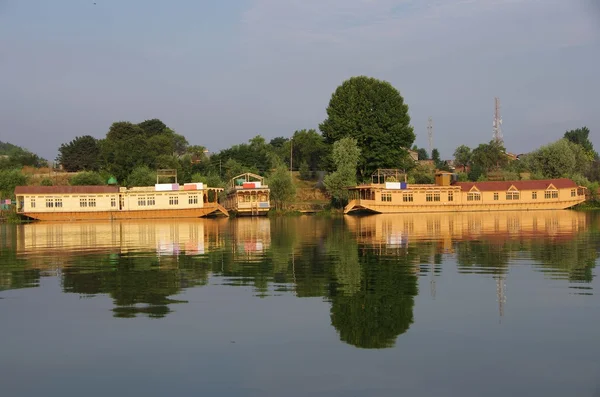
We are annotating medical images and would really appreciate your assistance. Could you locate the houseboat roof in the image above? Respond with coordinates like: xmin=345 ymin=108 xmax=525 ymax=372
xmin=454 ymin=178 xmax=578 ymax=192
xmin=15 ymin=186 xmax=120 ymax=194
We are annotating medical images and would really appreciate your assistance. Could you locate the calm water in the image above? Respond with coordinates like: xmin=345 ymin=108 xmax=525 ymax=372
xmin=1 ymin=211 xmax=599 ymax=397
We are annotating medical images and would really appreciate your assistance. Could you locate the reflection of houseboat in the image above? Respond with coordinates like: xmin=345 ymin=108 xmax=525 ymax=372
xmin=223 ymin=173 xmax=270 ymax=216
xmin=345 ymin=170 xmax=586 ymax=214
xmin=346 ymin=210 xmax=587 ymax=252
xmin=15 ymin=219 xmax=227 ymax=257
xmin=14 ymin=184 xmax=228 ymax=221
xmin=230 ymin=217 xmax=271 ymax=258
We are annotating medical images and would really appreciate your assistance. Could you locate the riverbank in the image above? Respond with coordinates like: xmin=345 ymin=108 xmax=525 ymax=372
xmin=573 ymin=200 xmax=600 ymax=210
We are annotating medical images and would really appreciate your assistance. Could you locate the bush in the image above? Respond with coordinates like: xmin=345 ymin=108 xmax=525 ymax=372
xmin=70 ymin=171 xmax=105 ymax=186
xmin=126 ymin=165 xmax=156 ymax=187
xmin=299 ymin=161 xmax=312 ymax=180
xmin=0 ymin=169 xmax=28 ymax=198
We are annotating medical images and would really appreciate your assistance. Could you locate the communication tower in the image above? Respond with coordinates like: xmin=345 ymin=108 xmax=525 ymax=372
xmin=427 ymin=117 xmax=433 ymax=157
xmin=493 ymin=97 xmax=503 ymax=144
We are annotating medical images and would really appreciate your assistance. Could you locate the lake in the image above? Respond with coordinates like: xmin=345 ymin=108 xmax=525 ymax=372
xmin=1 ymin=211 xmax=599 ymax=397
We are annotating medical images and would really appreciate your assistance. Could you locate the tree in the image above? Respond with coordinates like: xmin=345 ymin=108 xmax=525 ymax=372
xmin=137 ymin=119 xmax=167 ymax=137
xmin=0 ymin=169 xmax=28 ymax=198
xmin=268 ymin=163 xmax=296 ymax=210
xmin=286 ymin=129 xmax=328 ymax=172
xmin=521 ymin=138 xmax=590 ymax=179
xmin=299 ymin=161 xmax=311 ymax=180
xmin=57 ymin=135 xmax=101 ymax=172
xmin=564 ymin=127 xmax=598 ymax=160
xmin=453 ymin=145 xmax=472 ymax=172
xmin=412 ymin=146 xmax=429 ymax=161
xmin=320 ymin=76 xmax=415 ymax=178
xmin=126 ymin=165 xmax=156 ymax=187
xmin=471 ymin=140 xmax=507 ymax=173
xmin=70 ymin=171 xmax=105 ymax=186
xmin=324 ymin=137 xmax=361 ymax=206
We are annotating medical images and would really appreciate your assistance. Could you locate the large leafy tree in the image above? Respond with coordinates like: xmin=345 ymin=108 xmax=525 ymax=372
xmin=564 ymin=127 xmax=598 ymax=160
xmin=320 ymin=76 xmax=415 ymax=178
xmin=57 ymin=135 xmax=101 ymax=172
xmin=453 ymin=145 xmax=472 ymax=172
xmin=285 ymin=129 xmax=329 ymax=172
xmin=521 ymin=138 xmax=590 ymax=179
xmin=470 ymin=140 xmax=508 ymax=173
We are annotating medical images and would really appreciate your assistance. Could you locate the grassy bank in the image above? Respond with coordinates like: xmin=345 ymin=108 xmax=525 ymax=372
xmin=573 ymin=200 xmax=600 ymax=210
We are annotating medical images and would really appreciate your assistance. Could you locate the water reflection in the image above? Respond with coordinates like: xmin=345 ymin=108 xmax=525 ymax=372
xmin=0 ymin=210 xmax=598 ymax=349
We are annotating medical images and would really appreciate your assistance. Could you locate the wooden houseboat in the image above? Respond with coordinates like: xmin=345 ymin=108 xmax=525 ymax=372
xmin=222 ymin=173 xmax=270 ymax=216
xmin=344 ymin=170 xmax=587 ymax=214
xmin=14 ymin=183 xmax=228 ymax=221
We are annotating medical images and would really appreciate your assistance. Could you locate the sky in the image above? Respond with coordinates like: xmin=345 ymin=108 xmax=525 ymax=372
xmin=1 ymin=0 xmax=599 ymax=161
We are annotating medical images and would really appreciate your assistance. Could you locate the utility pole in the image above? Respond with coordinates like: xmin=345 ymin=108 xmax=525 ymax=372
xmin=219 ymin=159 xmax=222 ymax=178
xmin=427 ymin=117 xmax=433 ymax=157
xmin=290 ymin=138 xmax=293 ymax=177
xmin=493 ymin=97 xmax=503 ymax=145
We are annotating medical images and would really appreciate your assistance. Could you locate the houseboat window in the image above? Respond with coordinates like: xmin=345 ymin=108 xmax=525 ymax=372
xmin=89 ymin=198 xmax=96 ymax=207
xmin=381 ymin=193 xmax=392 ymax=202
xmin=506 ymin=191 xmax=520 ymax=200
xmin=31 ymin=198 xmax=36 ymax=208
xmin=532 ymin=192 xmax=537 ymax=199
xmin=433 ymin=193 xmax=440 ymax=202
xmin=545 ymin=190 xmax=558 ymax=199
xmin=45 ymin=198 xmax=54 ymax=208
xmin=245 ymin=195 xmax=251 ymax=202
xmin=494 ymin=192 xmax=499 ymax=200
xmin=260 ymin=195 xmax=267 ymax=202
xmin=111 ymin=197 xmax=116 ymax=207
xmin=138 ymin=197 xmax=146 ymax=206
xmin=448 ymin=192 xmax=453 ymax=202
xmin=169 ymin=196 xmax=179 ymax=205
xmin=54 ymin=198 xmax=63 ymax=208
xmin=571 ymin=189 xmax=576 ymax=197
xmin=79 ymin=198 xmax=87 ymax=207
xmin=251 ymin=195 xmax=256 ymax=202
xmin=147 ymin=196 xmax=155 ymax=206
xmin=467 ymin=192 xmax=481 ymax=201
xmin=426 ymin=193 xmax=433 ymax=202
xmin=403 ymin=193 xmax=413 ymax=202
xmin=189 ymin=195 xmax=198 ymax=205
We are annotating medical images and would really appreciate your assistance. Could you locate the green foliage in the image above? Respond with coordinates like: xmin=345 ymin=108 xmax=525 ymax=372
xmin=320 ymin=76 xmax=415 ymax=177
xmin=70 ymin=171 xmax=105 ymax=186
xmin=137 ymin=119 xmax=167 ymax=137
xmin=521 ymin=139 xmax=590 ymax=179
xmin=0 ymin=169 xmax=28 ymax=198
xmin=191 ymin=172 xmax=223 ymax=188
xmin=324 ymin=137 xmax=361 ymax=206
xmin=40 ymin=178 xmax=53 ymax=186
xmin=471 ymin=140 xmax=507 ymax=173
xmin=286 ymin=129 xmax=329 ymax=172
xmin=453 ymin=145 xmax=472 ymax=172
xmin=564 ymin=127 xmax=598 ymax=160
xmin=126 ymin=165 xmax=156 ymax=187
xmin=269 ymin=137 xmax=287 ymax=148
xmin=585 ymin=161 xmax=600 ymax=183
xmin=456 ymin=172 xmax=469 ymax=182
xmin=412 ymin=145 xmax=429 ymax=160
xmin=0 ymin=141 xmax=46 ymax=169
xmin=409 ymin=165 xmax=434 ymax=184
xmin=57 ymin=135 xmax=101 ymax=172
xmin=268 ymin=165 xmax=296 ymax=210
xmin=223 ymin=158 xmax=247 ymax=182
xmin=299 ymin=161 xmax=311 ymax=180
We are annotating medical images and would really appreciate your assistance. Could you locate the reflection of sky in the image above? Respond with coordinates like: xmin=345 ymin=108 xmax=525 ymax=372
xmin=1 ymin=261 xmax=599 ymax=397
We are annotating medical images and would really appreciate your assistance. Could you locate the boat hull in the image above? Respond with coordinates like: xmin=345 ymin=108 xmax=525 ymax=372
xmin=344 ymin=199 xmax=585 ymax=214
xmin=21 ymin=204 xmax=229 ymax=221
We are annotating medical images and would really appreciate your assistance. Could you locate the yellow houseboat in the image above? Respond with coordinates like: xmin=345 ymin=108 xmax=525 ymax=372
xmin=222 ymin=173 xmax=270 ymax=216
xmin=14 ymin=184 xmax=228 ymax=221
xmin=344 ymin=170 xmax=586 ymax=214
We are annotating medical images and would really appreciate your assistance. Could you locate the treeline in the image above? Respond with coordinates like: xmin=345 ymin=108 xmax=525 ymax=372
xmin=1 ymin=75 xmax=599 ymax=206
xmin=450 ymin=126 xmax=600 ymax=200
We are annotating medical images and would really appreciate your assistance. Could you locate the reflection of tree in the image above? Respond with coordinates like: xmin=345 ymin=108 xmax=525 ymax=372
xmin=0 ymin=225 xmax=40 ymax=292
xmin=529 ymin=238 xmax=598 ymax=283
xmin=456 ymin=240 xmax=512 ymax=275
xmin=328 ymin=231 xmax=418 ymax=349
xmin=62 ymin=254 xmax=209 ymax=318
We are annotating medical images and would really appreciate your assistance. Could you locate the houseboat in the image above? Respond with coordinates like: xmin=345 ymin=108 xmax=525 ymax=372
xmin=344 ymin=171 xmax=587 ymax=214
xmin=222 ymin=173 xmax=270 ymax=216
xmin=14 ymin=183 xmax=228 ymax=221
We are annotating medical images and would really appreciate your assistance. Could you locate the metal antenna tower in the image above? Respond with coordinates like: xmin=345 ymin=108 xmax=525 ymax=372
xmin=493 ymin=97 xmax=503 ymax=144
xmin=427 ymin=117 xmax=433 ymax=156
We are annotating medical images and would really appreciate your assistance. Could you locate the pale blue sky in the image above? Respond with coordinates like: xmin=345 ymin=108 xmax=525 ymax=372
xmin=1 ymin=0 xmax=598 ymax=160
